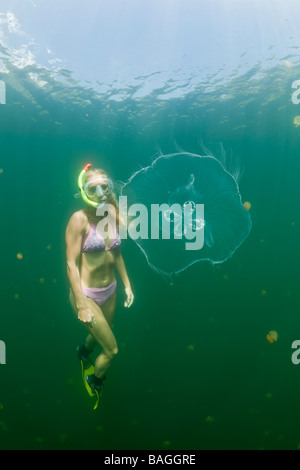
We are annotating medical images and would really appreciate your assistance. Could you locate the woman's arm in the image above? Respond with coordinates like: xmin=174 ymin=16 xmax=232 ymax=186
xmin=114 ymin=249 xmax=131 ymax=289
xmin=65 ymin=212 xmax=88 ymax=310
xmin=114 ymin=249 xmax=134 ymax=308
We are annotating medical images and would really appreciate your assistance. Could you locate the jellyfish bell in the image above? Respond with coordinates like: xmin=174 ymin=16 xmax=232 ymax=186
xmin=121 ymin=152 xmax=252 ymax=278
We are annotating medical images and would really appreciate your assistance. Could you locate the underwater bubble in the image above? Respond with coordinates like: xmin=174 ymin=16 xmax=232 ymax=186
xmin=121 ymin=152 xmax=252 ymax=277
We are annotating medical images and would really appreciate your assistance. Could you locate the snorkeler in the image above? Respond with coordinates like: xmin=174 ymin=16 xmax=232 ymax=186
xmin=66 ymin=163 xmax=134 ymax=410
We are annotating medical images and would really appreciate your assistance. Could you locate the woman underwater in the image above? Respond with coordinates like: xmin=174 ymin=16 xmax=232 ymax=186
xmin=65 ymin=164 xmax=134 ymax=409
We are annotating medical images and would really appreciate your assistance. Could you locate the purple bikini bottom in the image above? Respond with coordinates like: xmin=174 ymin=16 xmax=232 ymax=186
xmin=71 ymin=280 xmax=117 ymax=308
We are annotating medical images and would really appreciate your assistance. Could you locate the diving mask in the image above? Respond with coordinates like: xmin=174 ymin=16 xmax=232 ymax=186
xmin=84 ymin=177 xmax=114 ymax=199
xmin=78 ymin=164 xmax=114 ymax=209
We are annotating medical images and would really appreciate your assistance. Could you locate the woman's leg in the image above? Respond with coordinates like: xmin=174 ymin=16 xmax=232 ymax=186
xmin=84 ymin=334 xmax=97 ymax=352
xmin=93 ymin=292 xmax=117 ymax=377
xmin=69 ymin=290 xmax=118 ymax=379
xmin=84 ymin=288 xmax=116 ymax=353
xmin=101 ymin=290 xmax=117 ymax=328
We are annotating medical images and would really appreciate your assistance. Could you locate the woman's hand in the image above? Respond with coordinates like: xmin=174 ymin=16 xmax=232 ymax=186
xmin=78 ymin=307 xmax=94 ymax=323
xmin=124 ymin=287 xmax=134 ymax=308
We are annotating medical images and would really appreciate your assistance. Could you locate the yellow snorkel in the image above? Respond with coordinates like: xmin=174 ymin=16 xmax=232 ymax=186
xmin=78 ymin=163 xmax=99 ymax=209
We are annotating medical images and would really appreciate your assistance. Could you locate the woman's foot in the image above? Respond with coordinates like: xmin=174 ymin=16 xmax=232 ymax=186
xmin=85 ymin=374 xmax=107 ymax=410
xmin=85 ymin=374 xmax=106 ymax=396
xmin=77 ymin=345 xmax=95 ymax=396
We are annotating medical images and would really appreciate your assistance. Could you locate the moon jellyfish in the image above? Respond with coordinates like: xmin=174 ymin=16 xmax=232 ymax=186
xmin=121 ymin=152 xmax=252 ymax=277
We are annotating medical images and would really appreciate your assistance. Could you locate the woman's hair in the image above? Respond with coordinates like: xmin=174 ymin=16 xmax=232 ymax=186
xmin=84 ymin=168 xmax=125 ymax=230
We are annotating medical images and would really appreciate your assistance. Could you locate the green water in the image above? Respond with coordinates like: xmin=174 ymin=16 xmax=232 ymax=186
xmin=1 ymin=31 xmax=300 ymax=451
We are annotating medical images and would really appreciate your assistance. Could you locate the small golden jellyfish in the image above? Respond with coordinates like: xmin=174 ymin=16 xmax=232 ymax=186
xmin=52 ymin=279 xmax=57 ymax=284
xmin=222 ymin=274 xmax=229 ymax=281
xmin=14 ymin=294 xmax=20 ymax=300
xmin=284 ymin=60 xmax=292 ymax=68
xmin=243 ymin=201 xmax=251 ymax=211
xmin=17 ymin=253 xmax=23 ymax=260
xmin=0 ymin=169 xmax=3 ymax=174
xmin=46 ymin=244 xmax=52 ymax=250
xmin=294 ymin=116 xmax=300 ymax=127
xmin=266 ymin=335 xmax=273 ymax=343
xmin=261 ymin=289 xmax=267 ymax=296
xmin=0 ymin=420 xmax=8 ymax=432
xmin=0 ymin=404 xmax=4 ymax=410
xmin=206 ymin=416 xmax=215 ymax=423
xmin=266 ymin=331 xmax=278 ymax=343
xmin=39 ymin=278 xmax=45 ymax=284
xmin=187 ymin=344 xmax=195 ymax=351
xmin=161 ymin=440 xmax=171 ymax=449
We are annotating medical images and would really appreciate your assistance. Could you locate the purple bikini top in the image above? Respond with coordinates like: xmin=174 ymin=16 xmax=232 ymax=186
xmin=82 ymin=222 xmax=121 ymax=253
